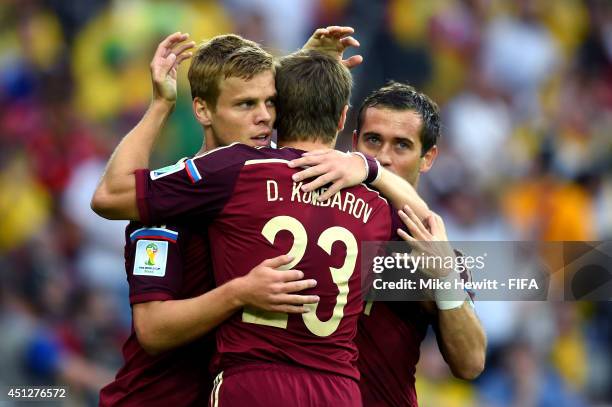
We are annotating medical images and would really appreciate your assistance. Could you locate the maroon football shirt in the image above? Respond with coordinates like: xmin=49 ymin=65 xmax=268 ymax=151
xmin=357 ymin=252 xmax=475 ymax=407
xmin=99 ymin=222 xmax=216 ymax=407
xmin=135 ymin=143 xmax=402 ymax=381
xmin=356 ymin=302 xmax=430 ymax=407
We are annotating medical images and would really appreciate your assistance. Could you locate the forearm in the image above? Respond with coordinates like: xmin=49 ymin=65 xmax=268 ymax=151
xmin=134 ymin=278 xmax=244 ymax=355
xmin=108 ymin=100 xmax=173 ymax=174
xmin=91 ymin=100 xmax=174 ymax=220
xmin=371 ymin=168 xmax=430 ymax=220
xmin=435 ymin=302 xmax=486 ymax=379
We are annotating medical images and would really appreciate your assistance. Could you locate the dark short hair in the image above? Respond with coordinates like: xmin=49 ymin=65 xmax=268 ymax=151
xmin=357 ymin=81 xmax=440 ymax=155
xmin=274 ymin=50 xmax=352 ymax=144
xmin=188 ymin=34 xmax=274 ymax=108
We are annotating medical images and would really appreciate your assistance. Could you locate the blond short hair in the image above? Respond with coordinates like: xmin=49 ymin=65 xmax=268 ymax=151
xmin=188 ymin=34 xmax=274 ymax=108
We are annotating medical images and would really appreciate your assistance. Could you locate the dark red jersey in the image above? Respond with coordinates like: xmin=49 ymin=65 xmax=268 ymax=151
xmin=356 ymin=302 xmax=430 ymax=407
xmin=357 ymin=251 xmax=475 ymax=407
xmin=99 ymin=222 xmax=216 ymax=407
xmin=135 ymin=143 xmax=402 ymax=381
xmin=210 ymin=363 xmax=361 ymax=407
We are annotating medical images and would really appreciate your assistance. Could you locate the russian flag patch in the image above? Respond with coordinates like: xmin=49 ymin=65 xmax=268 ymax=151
xmin=185 ymin=159 xmax=202 ymax=183
xmin=130 ymin=227 xmax=179 ymax=243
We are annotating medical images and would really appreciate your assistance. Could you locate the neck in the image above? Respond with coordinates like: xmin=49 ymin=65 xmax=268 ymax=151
xmin=196 ymin=128 xmax=218 ymax=155
xmin=412 ymin=171 xmax=422 ymax=189
xmin=279 ymin=139 xmax=335 ymax=152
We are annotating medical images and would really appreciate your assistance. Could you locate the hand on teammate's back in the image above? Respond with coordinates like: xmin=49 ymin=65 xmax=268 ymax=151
xmin=232 ymin=255 xmax=320 ymax=314
xmin=150 ymin=32 xmax=196 ymax=104
xmin=302 ymin=25 xmax=363 ymax=69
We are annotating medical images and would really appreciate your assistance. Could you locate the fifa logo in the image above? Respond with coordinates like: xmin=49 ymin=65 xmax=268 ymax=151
xmin=145 ymin=243 xmax=159 ymax=266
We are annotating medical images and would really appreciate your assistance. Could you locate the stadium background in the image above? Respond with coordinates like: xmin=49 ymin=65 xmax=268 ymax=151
xmin=0 ymin=0 xmax=610 ymax=405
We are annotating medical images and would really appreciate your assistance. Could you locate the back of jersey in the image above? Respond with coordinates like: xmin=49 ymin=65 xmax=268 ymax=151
xmin=208 ymin=146 xmax=396 ymax=380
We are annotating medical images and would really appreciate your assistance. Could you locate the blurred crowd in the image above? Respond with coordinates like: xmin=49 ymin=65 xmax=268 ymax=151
xmin=0 ymin=0 xmax=610 ymax=405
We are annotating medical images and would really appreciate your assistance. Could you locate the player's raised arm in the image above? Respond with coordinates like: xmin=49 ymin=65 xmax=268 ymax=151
xmin=289 ymin=149 xmax=431 ymax=220
xmin=397 ymin=206 xmax=486 ymax=379
xmin=370 ymin=164 xmax=431 ymax=219
xmin=91 ymin=32 xmax=195 ymax=220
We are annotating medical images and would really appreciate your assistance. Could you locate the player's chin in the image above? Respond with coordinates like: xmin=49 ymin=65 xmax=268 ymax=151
xmin=250 ymin=134 xmax=271 ymax=147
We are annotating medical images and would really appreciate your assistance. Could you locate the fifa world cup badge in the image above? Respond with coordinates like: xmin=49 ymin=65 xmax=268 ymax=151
xmin=133 ymin=240 xmax=169 ymax=277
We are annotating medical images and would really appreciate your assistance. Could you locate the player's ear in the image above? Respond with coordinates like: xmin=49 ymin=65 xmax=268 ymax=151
xmin=419 ymin=145 xmax=438 ymax=173
xmin=337 ymin=104 xmax=349 ymax=132
xmin=193 ymin=97 xmax=213 ymax=126
xmin=352 ymin=130 xmax=359 ymax=150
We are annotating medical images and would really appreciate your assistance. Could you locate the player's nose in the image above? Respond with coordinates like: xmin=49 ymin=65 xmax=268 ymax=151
xmin=376 ymin=146 xmax=393 ymax=167
xmin=255 ymin=103 xmax=272 ymax=123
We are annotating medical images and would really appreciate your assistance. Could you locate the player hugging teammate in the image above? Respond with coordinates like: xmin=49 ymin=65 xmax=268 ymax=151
xmin=92 ymin=26 xmax=485 ymax=407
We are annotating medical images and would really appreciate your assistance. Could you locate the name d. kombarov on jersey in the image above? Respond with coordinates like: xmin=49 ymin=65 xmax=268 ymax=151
xmin=265 ymin=179 xmax=376 ymax=224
